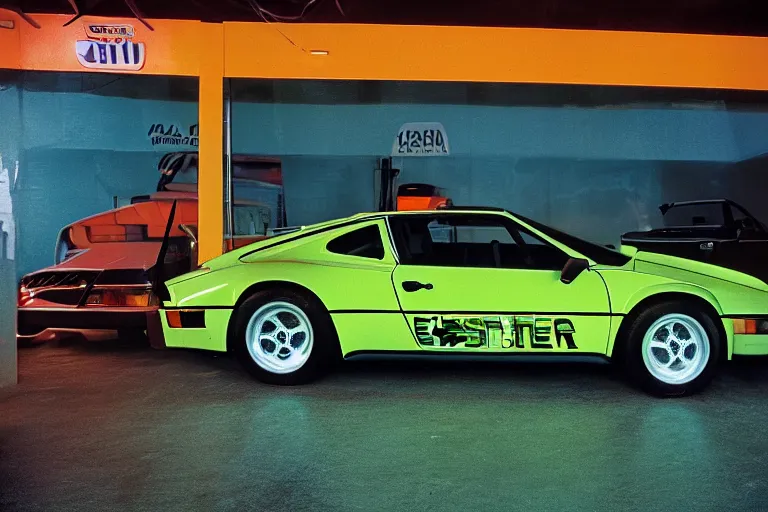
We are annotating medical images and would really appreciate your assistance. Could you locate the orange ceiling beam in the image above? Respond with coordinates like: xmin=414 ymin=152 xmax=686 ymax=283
xmin=224 ymin=23 xmax=768 ymax=90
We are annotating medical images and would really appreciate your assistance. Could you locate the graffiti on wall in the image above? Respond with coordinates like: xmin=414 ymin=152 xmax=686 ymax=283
xmin=0 ymin=154 xmax=17 ymax=260
xmin=75 ymin=23 xmax=146 ymax=71
xmin=147 ymin=123 xmax=199 ymax=147
xmin=413 ymin=315 xmax=578 ymax=350
xmin=391 ymin=122 xmax=450 ymax=156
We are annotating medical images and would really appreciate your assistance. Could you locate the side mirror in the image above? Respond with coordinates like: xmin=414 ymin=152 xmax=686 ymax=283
xmin=741 ymin=217 xmax=756 ymax=230
xmin=736 ymin=217 xmax=758 ymax=240
xmin=178 ymin=224 xmax=198 ymax=244
xmin=560 ymin=257 xmax=589 ymax=284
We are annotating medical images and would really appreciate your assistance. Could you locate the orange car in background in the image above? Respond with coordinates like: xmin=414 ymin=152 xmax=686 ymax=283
xmin=17 ymin=152 xmax=287 ymax=346
xmin=396 ymin=183 xmax=452 ymax=211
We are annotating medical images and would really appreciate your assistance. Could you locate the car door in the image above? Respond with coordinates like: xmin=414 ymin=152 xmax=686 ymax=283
xmin=658 ymin=201 xmax=735 ymax=265
xmin=713 ymin=203 xmax=768 ymax=282
xmin=388 ymin=212 xmax=612 ymax=354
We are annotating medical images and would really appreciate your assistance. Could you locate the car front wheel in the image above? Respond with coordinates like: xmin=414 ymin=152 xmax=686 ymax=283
xmin=620 ymin=301 xmax=723 ymax=397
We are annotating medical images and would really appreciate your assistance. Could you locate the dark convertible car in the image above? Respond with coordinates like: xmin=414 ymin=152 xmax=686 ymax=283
xmin=621 ymin=199 xmax=768 ymax=283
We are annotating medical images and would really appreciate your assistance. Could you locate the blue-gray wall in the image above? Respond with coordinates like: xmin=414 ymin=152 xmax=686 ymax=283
xmin=232 ymin=101 xmax=768 ymax=243
xmin=233 ymin=103 xmax=767 ymax=161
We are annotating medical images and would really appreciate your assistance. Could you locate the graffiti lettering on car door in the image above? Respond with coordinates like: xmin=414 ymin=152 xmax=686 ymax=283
xmin=413 ymin=315 xmax=577 ymax=350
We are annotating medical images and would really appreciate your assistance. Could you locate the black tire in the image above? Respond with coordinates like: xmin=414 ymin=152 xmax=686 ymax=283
xmin=17 ymin=336 xmax=43 ymax=349
xmin=117 ymin=328 xmax=149 ymax=345
xmin=618 ymin=300 xmax=723 ymax=397
xmin=232 ymin=287 xmax=339 ymax=385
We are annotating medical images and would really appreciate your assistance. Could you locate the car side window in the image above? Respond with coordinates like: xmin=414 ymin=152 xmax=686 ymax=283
xmin=664 ymin=203 xmax=726 ymax=227
xmin=390 ymin=214 xmax=569 ymax=270
xmin=326 ymin=225 xmax=385 ymax=260
xmin=731 ymin=205 xmax=746 ymax=223
xmin=730 ymin=204 xmax=761 ymax=229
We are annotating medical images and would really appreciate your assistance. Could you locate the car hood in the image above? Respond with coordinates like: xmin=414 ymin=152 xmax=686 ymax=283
xmin=634 ymin=250 xmax=768 ymax=292
xmin=32 ymin=242 xmax=162 ymax=273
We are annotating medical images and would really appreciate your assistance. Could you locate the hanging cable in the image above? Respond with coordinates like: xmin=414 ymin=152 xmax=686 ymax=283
xmin=0 ymin=5 xmax=40 ymax=28
xmin=61 ymin=0 xmax=152 ymax=29
xmin=244 ymin=0 xmax=345 ymax=51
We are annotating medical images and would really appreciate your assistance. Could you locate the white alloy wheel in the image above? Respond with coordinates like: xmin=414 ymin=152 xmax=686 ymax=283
xmin=245 ymin=301 xmax=314 ymax=374
xmin=641 ymin=313 xmax=710 ymax=385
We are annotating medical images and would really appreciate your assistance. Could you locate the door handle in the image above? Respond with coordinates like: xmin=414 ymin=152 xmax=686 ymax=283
xmin=402 ymin=280 xmax=433 ymax=292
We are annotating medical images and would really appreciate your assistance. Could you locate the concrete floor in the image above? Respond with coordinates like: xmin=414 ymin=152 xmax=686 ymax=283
xmin=3 ymin=340 xmax=768 ymax=512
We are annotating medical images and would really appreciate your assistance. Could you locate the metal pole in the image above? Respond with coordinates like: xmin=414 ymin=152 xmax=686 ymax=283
xmin=223 ymin=78 xmax=234 ymax=244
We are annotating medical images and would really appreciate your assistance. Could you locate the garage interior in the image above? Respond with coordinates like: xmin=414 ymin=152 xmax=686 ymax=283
xmin=4 ymin=2 xmax=768 ymax=510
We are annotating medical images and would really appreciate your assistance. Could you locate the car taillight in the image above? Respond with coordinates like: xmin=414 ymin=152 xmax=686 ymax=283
xmin=166 ymin=310 xmax=182 ymax=328
xmin=733 ymin=318 xmax=768 ymax=335
xmin=86 ymin=288 xmax=155 ymax=307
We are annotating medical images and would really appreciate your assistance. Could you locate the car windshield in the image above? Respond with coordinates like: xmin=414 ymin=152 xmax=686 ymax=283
xmin=663 ymin=203 xmax=725 ymax=227
xmin=513 ymin=213 xmax=631 ymax=266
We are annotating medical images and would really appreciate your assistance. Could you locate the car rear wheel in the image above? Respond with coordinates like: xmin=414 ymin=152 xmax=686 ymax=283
xmin=620 ymin=300 xmax=723 ymax=397
xmin=232 ymin=288 xmax=339 ymax=385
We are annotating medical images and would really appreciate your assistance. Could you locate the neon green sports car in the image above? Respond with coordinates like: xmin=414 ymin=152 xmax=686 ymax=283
xmin=153 ymin=206 xmax=768 ymax=397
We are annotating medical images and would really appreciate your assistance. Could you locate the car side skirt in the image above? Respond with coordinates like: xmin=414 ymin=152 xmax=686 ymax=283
xmin=732 ymin=333 xmax=768 ymax=356
xmin=332 ymin=312 xmax=420 ymax=355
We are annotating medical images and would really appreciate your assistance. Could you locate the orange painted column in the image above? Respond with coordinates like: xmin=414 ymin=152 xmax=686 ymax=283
xmin=197 ymin=22 xmax=224 ymax=265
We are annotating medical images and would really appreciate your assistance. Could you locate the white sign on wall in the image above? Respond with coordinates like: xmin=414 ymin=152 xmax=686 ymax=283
xmin=75 ymin=23 xmax=146 ymax=71
xmin=391 ymin=122 xmax=450 ymax=156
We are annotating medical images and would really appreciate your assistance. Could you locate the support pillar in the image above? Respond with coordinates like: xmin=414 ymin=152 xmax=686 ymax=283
xmin=197 ymin=22 xmax=224 ymax=265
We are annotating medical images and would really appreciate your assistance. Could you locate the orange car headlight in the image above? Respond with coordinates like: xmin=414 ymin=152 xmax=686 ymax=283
xmin=86 ymin=288 xmax=157 ymax=307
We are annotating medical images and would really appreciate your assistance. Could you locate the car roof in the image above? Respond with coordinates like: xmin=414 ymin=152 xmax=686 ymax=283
xmin=664 ymin=199 xmax=729 ymax=207
xmin=659 ymin=199 xmax=737 ymax=215
xmin=239 ymin=207 xmax=513 ymax=254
